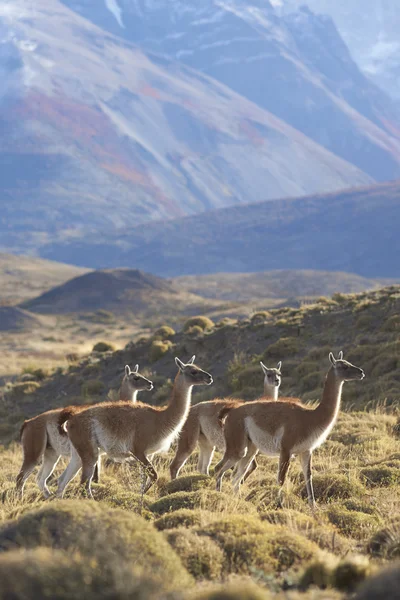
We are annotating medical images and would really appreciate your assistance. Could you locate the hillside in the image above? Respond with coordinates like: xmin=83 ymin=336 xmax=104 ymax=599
xmin=0 ymin=286 xmax=399 ymax=598
xmin=39 ymin=180 xmax=400 ymax=278
xmin=0 ymin=0 xmax=375 ymax=258
xmin=176 ymin=270 xmax=395 ymax=302
xmin=65 ymin=0 xmax=400 ymax=183
xmin=21 ymin=269 xmax=222 ymax=317
xmin=0 ymin=253 xmax=88 ymax=304
xmin=4 ymin=284 xmax=400 ymax=428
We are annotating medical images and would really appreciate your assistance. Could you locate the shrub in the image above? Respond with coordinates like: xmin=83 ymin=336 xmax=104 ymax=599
xmin=299 ymin=554 xmax=337 ymax=590
xmin=264 ymin=337 xmax=299 ymax=359
xmin=360 ymin=466 xmax=400 ymax=487
xmin=7 ymin=381 xmax=40 ymax=396
xmin=332 ymin=556 xmax=371 ymax=592
xmin=166 ymin=528 xmax=224 ymax=580
xmin=21 ymin=366 xmax=49 ymax=381
xmin=154 ymin=325 xmax=175 ymax=339
xmin=368 ymin=520 xmax=400 ymax=558
xmin=192 ymin=582 xmax=268 ymax=600
xmin=297 ymin=473 xmax=364 ymax=502
xmin=186 ymin=325 xmax=204 ymax=336
xmin=92 ymin=341 xmax=115 ymax=353
xmin=161 ymin=475 xmax=210 ymax=496
xmin=0 ymin=547 xmax=159 ymax=600
xmin=299 ymin=371 xmax=323 ymax=393
xmin=198 ymin=516 xmax=319 ymax=574
xmin=229 ymin=364 xmax=262 ymax=393
xmin=183 ymin=316 xmax=214 ymax=332
xmin=149 ymin=491 xmax=252 ymax=517
xmin=81 ymin=379 xmax=105 ymax=397
xmin=327 ymin=506 xmax=380 ymax=538
xmin=0 ymin=501 xmax=192 ymax=591
xmin=149 ymin=340 xmax=172 ymax=363
xmin=251 ymin=311 xmax=271 ymax=323
xmin=155 ymin=509 xmax=213 ymax=531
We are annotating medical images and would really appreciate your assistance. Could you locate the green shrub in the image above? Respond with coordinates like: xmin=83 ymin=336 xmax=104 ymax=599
xmin=368 ymin=520 xmax=400 ymax=558
xmin=21 ymin=366 xmax=49 ymax=381
xmin=0 ymin=501 xmax=192 ymax=591
xmin=82 ymin=379 xmax=105 ymax=397
xmin=186 ymin=325 xmax=204 ymax=336
xmin=251 ymin=311 xmax=271 ymax=323
xmin=299 ymin=554 xmax=337 ymax=590
xmin=299 ymin=371 xmax=323 ymax=393
xmin=332 ymin=556 xmax=371 ymax=592
xmin=264 ymin=337 xmax=299 ymax=359
xmin=166 ymin=528 xmax=224 ymax=580
xmin=7 ymin=381 xmax=40 ymax=396
xmin=149 ymin=340 xmax=172 ymax=363
xmin=183 ymin=316 xmax=214 ymax=332
xmin=149 ymin=491 xmax=253 ymax=517
xmin=327 ymin=506 xmax=380 ymax=538
xmin=0 ymin=547 xmax=159 ymax=600
xmin=229 ymin=364 xmax=262 ymax=393
xmin=154 ymin=325 xmax=175 ymax=339
xmin=92 ymin=341 xmax=115 ymax=353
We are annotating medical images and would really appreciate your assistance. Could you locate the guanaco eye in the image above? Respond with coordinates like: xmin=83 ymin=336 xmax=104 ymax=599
xmin=191 ymin=370 xmax=197 ymax=376
xmin=342 ymin=364 xmax=348 ymax=369
xmin=134 ymin=376 xmax=140 ymax=381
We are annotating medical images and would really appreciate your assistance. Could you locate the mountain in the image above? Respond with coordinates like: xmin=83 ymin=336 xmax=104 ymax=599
xmin=0 ymin=253 xmax=88 ymax=304
xmin=0 ymin=0 xmax=375 ymax=257
xmin=282 ymin=0 xmax=400 ymax=100
xmin=62 ymin=0 xmax=400 ymax=182
xmin=37 ymin=180 xmax=400 ymax=278
xmin=21 ymin=268 xmax=220 ymax=316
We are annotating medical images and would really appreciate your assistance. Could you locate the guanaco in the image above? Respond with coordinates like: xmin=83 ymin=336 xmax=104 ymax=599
xmin=16 ymin=364 xmax=152 ymax=497
xmin=56 ymin=356 xmax=213 ymax=498
xmin=215 ymin=352 xmax=364 ymax=509
xmin=169 ymin=361 xmax=282 ymax=480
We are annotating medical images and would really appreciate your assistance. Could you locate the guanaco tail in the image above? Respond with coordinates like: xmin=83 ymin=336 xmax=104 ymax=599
xmin=214 ymin=352 xmax=364 ymax=509
xmin=169 ymin=361 xmax=282 ymax=480
xmin=56 ymin=356 xmax=213 ymax=499
xmin=16 ymin=364 xmax=152 ymax=498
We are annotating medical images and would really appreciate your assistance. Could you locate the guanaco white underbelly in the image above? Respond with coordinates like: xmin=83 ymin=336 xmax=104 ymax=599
xmin=47 ymin=422 xmax=71 ymax=456
xmin=246 ymin=418 xmax=283 ymax=456
xmin=292 ymin=424 xmax=334 ymax=454
xmin=199 ymin=418 xmax=225 ymax=449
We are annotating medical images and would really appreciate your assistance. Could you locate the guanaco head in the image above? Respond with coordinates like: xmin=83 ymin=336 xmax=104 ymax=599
xmin=260 ymin=361 xmax=282 ymax=387
xmin=175 ymin=355 xmax=213 ymax=386
xmin=329 ymin=351 xmax=365 ymax=382
xmin=123 ymin=364 xmax=154 ymax=391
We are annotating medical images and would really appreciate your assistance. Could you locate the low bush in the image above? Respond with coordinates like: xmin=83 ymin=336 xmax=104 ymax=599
xmin=166 ymin=528 xmax=224 ymax=580
xmin=92 ymin=341 xmax=115 ymax=353
xmin=183 ymin=316 xmax=214 ymax=332
xmin=360 ymin=466 xmax=400 ymax=487
xmin=149 ymin=491 xmax=252 ymax=517
xmin=264 ymin=337 xmax=299 ymax=359
xmin=186 ymin=325 xmax=204 ymax=336
xmin=149 ymin=340 xmax=172 ymax=363
xmin=327 ymin=506 xmax=380 ymax=538
xmin=154 ymin=325 xmax=175 ymax=340
xmin=155 ymin=509 xmax=213 ymax=531
xmin=368 ymin=520 xmax=400 ymax=558
xmin=332 ymin=555 xmax=371 ymax=592
xmin=297 ymin=473 xmax=364 ymax=502
xmin=161 ymin=475 xmax=210 ymax=496
xmin=0 ymin=501 xmax=192 ymax=591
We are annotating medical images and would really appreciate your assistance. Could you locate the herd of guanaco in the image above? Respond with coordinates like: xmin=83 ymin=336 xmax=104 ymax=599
xmin=16 ymin=352 xmax=364 ymax=509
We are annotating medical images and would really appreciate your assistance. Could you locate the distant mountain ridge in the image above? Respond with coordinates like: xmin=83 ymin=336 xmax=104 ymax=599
xmin=37 ymin=180 xmax=400 ymax=278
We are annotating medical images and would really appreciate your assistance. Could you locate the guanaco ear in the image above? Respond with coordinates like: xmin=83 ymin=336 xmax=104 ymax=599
xmin=175 ymin=357 xmax=185 ymax=371
xmin=337 ymin=351 xmax=343 ymax=360
xmin=133 ymin=364 xmax=139 ymax=374
xmin=188 ymin=355 xmax=196 ymax=365
xmin=329 ymin=352 xmax=336 ymax=366
xmin=277 ymin=361 xmax=282 ymax=371
xmin=125 ymin=365 xmax=131 ymax=376
xmin=260 ymin=361 xmax=268 ymax=375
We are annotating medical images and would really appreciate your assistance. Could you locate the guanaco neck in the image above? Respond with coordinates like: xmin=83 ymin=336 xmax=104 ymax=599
xmin=159 ymin=372 xmax=192 ymax=431
xmin=119 ymin=379 xmax=138 ymax=402
xmin=264 ymin=381 xmax=279 ymax=400
xmin=313 ymin=367 xmax=343 ymax=428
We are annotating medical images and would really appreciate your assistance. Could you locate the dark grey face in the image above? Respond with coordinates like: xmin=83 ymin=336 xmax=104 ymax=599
xmin=266 ymin=370 xmax=281 ymax=386
xmin=334 ymin=359 xmax=365 ymax=382
xmin=127 ymin=372 xmax=154 ymax=391
xmin=175 ymin=356 xmax=213 ymax=386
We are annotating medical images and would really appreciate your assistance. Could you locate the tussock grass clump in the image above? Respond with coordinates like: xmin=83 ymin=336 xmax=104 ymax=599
xmin=149 ymin=340 xmax=172 ymax=363
xmin=368 ymin=519 xmax=400 ymax=558
xmin=360 ymin=466 xmax=400 ymax=488
xmin=149 ymin=491 xmax=253 ymax=517
xmin=251 ymin=311 xmax=271 ymax=323
xmin=327 ymin=506 xmax=381 ymax=538
xmin=186 ymin=325 xmax=204 ymax=336
xmin=92 ymin=341 xmax=115 ymax=353
xmin=332 ymin=555 xmax=371 ymax=592
xmin=166 ymin=528 xmax=225 ymax=580
xmin=155 ymin=509 xmax=215 ymax=531
xmin=21 ymin=366 xmax=49 ymax=381
xmin=154 ymin=325 xmax=175 ymax=340
xmin=198 ymin=515 xmax=319 ymax=574
xmin=299 ymin=553 xmax=338 ymax=590
xmin=81 ymin=379 xmax=105 ymax=396
xmin=161 ymin=475 xmax=210 ymax=496
xmin=191 ymin=581 xmax=269 ymax=600
xmin=298 ymin=473 xmax=365 ymax=502
xmin=0 ymin=547 xmax=159 ymax=600
xmin=183 ymin=316 xmax=214 ymax=332
xmin=0 ymin=501 xmax=192 ymax=590
xmin=7 ymin=381 xmax=40 ymax=396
